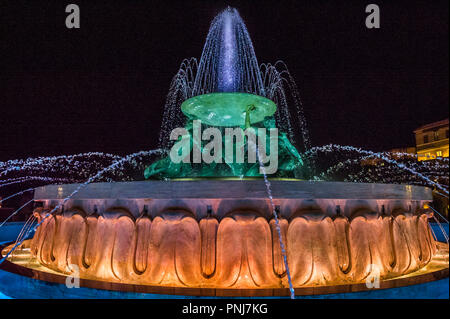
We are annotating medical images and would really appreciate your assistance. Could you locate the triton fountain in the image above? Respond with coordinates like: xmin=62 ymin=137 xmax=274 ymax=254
xmin=0 ymin=7 xmax=448 ymax=298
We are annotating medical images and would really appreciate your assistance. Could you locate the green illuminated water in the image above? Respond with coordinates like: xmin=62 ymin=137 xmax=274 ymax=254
xmin=181 ymin=93 xmax=276 ymax=127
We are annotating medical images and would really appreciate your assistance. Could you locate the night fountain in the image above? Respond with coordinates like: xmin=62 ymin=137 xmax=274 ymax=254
xmin=0 ymin=8 xmax=448 ymax=298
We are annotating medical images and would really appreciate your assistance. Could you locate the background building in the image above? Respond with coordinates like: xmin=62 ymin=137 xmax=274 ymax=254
xmin=414 ymin=118 xmax=449 ymax=161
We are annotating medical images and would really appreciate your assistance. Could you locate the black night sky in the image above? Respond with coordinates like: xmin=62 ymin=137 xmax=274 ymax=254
xmin=0 ymin=0 xmax=448 ymax=161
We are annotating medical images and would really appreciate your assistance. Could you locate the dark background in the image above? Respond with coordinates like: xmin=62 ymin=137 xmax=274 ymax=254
xmin=0 ymin=0 xmax=448 ymax=161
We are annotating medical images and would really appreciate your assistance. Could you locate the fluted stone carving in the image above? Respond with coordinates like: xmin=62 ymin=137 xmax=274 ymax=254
xmin=30 ymin=205 xmax=436 ymax=288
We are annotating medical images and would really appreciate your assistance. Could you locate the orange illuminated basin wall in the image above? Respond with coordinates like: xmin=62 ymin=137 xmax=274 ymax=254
xmin=26 ymin=180 xmax=442 ymax=289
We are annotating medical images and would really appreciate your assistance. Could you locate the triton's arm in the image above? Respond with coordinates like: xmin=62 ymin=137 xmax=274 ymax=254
xmin=244 ymin=104 xmax=256 ymax=129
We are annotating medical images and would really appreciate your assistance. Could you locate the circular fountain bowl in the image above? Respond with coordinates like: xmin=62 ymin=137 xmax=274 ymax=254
xmin=181 ymin=92 xmax=276 ymax=127
xmin=1 ymin=180 xmax=448 ymax=297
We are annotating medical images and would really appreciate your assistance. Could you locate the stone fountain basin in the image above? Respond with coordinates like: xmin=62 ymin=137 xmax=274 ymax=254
xmin=33 ymin=180 xmax=432 ymax=219
xmin=11 ymin=180 xmax=446 ymax=295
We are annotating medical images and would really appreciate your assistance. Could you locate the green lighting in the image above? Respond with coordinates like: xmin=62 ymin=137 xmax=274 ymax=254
xmin=144 ymin=93 xmax=306 ymax=180
xmin=181 ymin=92 xmax=276 ymax=127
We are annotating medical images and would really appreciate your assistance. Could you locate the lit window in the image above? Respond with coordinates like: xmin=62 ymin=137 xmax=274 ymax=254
xmin=437 ymin=151 xmax=443 ymax=157
xmin=434 ymin=131 xmax=439 ymax=141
